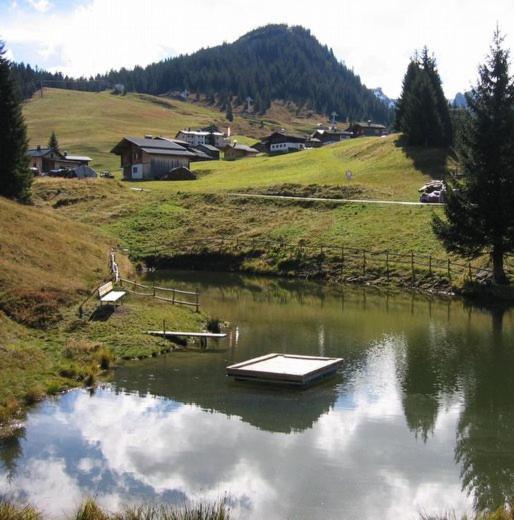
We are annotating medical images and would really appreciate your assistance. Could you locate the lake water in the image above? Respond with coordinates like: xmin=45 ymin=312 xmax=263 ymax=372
xmin=1 ymin=272 xmax=514 ymax=519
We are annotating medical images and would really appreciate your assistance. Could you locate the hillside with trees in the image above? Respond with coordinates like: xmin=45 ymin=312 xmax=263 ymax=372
xmin=11 ymin=25 xmax=392 ymax=124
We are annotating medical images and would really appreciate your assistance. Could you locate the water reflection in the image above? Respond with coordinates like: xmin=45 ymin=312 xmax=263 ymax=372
xmin=0 ymin=273 xmax=513 ymax=519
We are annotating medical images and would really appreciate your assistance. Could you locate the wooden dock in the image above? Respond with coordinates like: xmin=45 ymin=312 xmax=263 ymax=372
xmin=226 ymin=353 xmax=343 ymax=386
xmin=146 ymin=330 xmax=227 ymax=339
xmin=146 ymin=329 xmax=227 ymax=348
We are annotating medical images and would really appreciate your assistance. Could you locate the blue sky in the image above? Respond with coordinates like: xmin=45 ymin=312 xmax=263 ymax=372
xmin=1 ymin=0 xmax=513 ymax=98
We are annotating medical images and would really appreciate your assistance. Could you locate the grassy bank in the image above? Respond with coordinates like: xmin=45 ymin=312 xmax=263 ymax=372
xmin=0 ymin=498 xmax=229 ymax=520
xmin=33 ymin=177 xmax=493 ymax=292
xmin=0 ymin=193 xmax=207 ymax=427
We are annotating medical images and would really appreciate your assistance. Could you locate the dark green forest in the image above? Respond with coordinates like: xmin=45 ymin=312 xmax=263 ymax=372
xmin=10 ymin=25 xmax=392 ymax=124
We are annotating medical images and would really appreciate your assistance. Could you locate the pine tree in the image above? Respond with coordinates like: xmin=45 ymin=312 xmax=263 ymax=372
xmin=420 ymin=47 xmax=452 ymax=145
xmin=48 ymin=130 xmax=59 ymax=151
xmin=432 ymin=29 xmax=514 ymax=284
xmin=395 ymin=60 xmax=419 ymax=131
xmin=396 ymin=49 xmax=451 ymax=147
xmin=0 ymin=42 xmax=31 ymax=202
xmin=225 ymin=99 xmax=234 ymax=122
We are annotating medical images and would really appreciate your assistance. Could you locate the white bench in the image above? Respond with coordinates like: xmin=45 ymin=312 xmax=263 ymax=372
xmin=98 ymin=281 xmax=126 ymax=306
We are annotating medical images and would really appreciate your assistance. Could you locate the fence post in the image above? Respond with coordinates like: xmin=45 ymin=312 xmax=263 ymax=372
xmin=163 ymin=319 xmax=166 ymax=338
xmin=448 ymin=258 xmax=452 ymax=281
xmin=468 ymin=262 xmax=472 ymax=281
xmin=386 ymin=250 xmax=389 ymax=281
xmin=362 ymin=251 xmax=366 ymax=276
xmin=172 ymin=289 xmax=176 ymax=305
xmin=153 ymin=282 xmax=156 ymax=297
xmin=195 ymin=289 xmax=200 ymax=312
xmin=411 ymin=251 xmax=415 ymax=283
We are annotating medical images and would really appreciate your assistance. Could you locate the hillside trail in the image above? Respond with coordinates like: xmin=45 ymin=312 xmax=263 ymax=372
xmin=228 ymin=192 xmax=444 ymax=207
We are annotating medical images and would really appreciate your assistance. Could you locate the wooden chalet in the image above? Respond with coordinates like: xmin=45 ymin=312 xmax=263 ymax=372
xmin=111 ymin=136 xmax=200 ymax=180
xmin=27 ymin=146 xmax=92 ymax=174
xmin=308 ymin=129 xmax=353 ymax=146
xmin=347 ymin=121 xmax=387 ymax=137
xmin=223 ymin=143 xmax=259 ymax=161
xmin=257 ymin=132 xmax=306 ymax=154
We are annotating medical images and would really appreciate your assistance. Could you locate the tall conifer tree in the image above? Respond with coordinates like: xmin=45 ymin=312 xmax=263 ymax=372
xmin=396 ymin=48 xmax=451 ymax=147
xmin=432 ymin=29 xmax=514 ymax=284
xmin=0 ymin=41 xmax=31 ymax=201
xmin=48 ymin=130 xmax=59 ymax=151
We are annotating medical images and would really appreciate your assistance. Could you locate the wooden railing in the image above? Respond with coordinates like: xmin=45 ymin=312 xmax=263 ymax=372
xmin=119 ymin=278 xmax=200 ymax=311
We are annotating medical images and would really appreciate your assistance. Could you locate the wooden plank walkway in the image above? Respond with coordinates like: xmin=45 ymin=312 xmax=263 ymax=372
xmin=146 ymin=330 xmax=227 ymax=338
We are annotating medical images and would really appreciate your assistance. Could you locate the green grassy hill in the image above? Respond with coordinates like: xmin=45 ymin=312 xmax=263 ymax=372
xmin=156 ymin=135 xmax=450 ymax=201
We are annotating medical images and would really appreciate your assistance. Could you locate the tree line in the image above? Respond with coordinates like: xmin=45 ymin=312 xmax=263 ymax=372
xmin=9 ymin=24 xmax=393 ymax=124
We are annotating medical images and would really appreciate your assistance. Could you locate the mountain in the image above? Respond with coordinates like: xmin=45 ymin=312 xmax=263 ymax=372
xmin=12 ymin=25 xmax=392 ymax=124
xmin=452 ymin=92 xmax=468 ymax=108
xmin=373 ymin=88 xmax=396 ymax=109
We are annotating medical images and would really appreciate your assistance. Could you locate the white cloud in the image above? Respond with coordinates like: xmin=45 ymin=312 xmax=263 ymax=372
xmin=1 ymin=0 xmax=513 ymax=97
xmin=28 ymin=0 xmax=52 ymax=12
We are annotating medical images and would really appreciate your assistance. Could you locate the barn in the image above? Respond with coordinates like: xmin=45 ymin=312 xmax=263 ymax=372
xmin=111 ymin=136 xmax=197 ymax=180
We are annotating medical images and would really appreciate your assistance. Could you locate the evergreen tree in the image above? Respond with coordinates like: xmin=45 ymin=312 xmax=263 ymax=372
xmin=420 ymin=47 xmax=452 ymax=145
xmin=0 ymin=42 xmax=31 ymax=202
xmin=225 ymin=99 xmax=234 ymax=122
xmin=396 ymin=48 xmax=451 ymax=146
xmin=395 ymin=59 xmax=419 ymax=130
xmin=432 ymin=29 xmax=514 ymax=284
xmin=48 ymin=130 xmax=59 ymax=151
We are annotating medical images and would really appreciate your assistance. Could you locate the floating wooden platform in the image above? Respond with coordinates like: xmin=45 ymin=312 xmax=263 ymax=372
xmin=146 ymin=331 xmax=227 ymax=339
xmin=226 ymin=353 xmax=343 ymax=386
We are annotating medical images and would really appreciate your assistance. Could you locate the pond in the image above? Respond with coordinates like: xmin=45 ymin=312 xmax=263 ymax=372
xmin=1 ymin=272 xmax=514 ymax=519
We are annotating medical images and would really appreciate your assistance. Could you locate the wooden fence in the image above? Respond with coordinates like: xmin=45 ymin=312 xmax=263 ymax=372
xmin=118 ymin=278 xmax=200 ymax=311
xmin=129 ymin=237 xmax=514 ymax=287
xmin=77 ymin=252 xmax=200 ymax=318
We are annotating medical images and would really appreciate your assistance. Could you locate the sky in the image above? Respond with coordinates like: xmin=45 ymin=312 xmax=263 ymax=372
xmin=0 ymin=0 xmax=513 ymax=99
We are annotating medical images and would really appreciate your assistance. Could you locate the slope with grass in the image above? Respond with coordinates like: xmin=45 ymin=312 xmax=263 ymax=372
xmin=0 ymin=193 xmax=206 ymax=427
xmin=23 ymin=88 xmax=325 ymax=172
xmin=155 ymin=134 xmax=452 ymax=200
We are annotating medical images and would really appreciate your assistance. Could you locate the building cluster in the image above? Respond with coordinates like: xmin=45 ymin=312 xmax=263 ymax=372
xmin=112 ymin=120 xmax=387 ymax=181
xmin=27 ymin=120 xmax=387 ymax=182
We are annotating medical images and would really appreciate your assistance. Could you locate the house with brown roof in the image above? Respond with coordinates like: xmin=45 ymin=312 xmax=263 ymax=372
xmin=347 ymin=121 xmax=388 ymax=137
xmin=256 ymin=131 xmax=306 ymax=154
xmin=111 ymin=136 xmax=201 ymax=180
xmin=27 ymin=146 xmax=92 ymax=174
xmin=223 ymin=143 xmax=259 ymax=161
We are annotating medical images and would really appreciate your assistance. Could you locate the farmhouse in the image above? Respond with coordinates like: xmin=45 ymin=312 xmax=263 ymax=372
xmin=308 ymin=129 xmax=353 ymax=146
xmin=347 ymin=121 xmax=388 ymax=137
xmin=195 ymin=143 xmax=221 ymax=160
xmin=175 ymin=129 xmax=226 ymax=148
xmin=111 ymin=136 xmax=198 ymax=180
xmin=223 ymin=143 xmax=259 ymax=161
xmin=257 ymin=132 xmax=306 ymax=154
xmin=27 ymin=146 xmax=92 ymax=174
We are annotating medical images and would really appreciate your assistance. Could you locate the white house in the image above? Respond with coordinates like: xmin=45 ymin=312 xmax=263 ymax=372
xmin=175 ymin=129 xmax=226 ymax=148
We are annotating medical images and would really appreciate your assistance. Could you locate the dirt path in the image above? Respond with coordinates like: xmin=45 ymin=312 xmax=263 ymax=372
xmin=228 ymin=192 xmax=444 ymax=207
